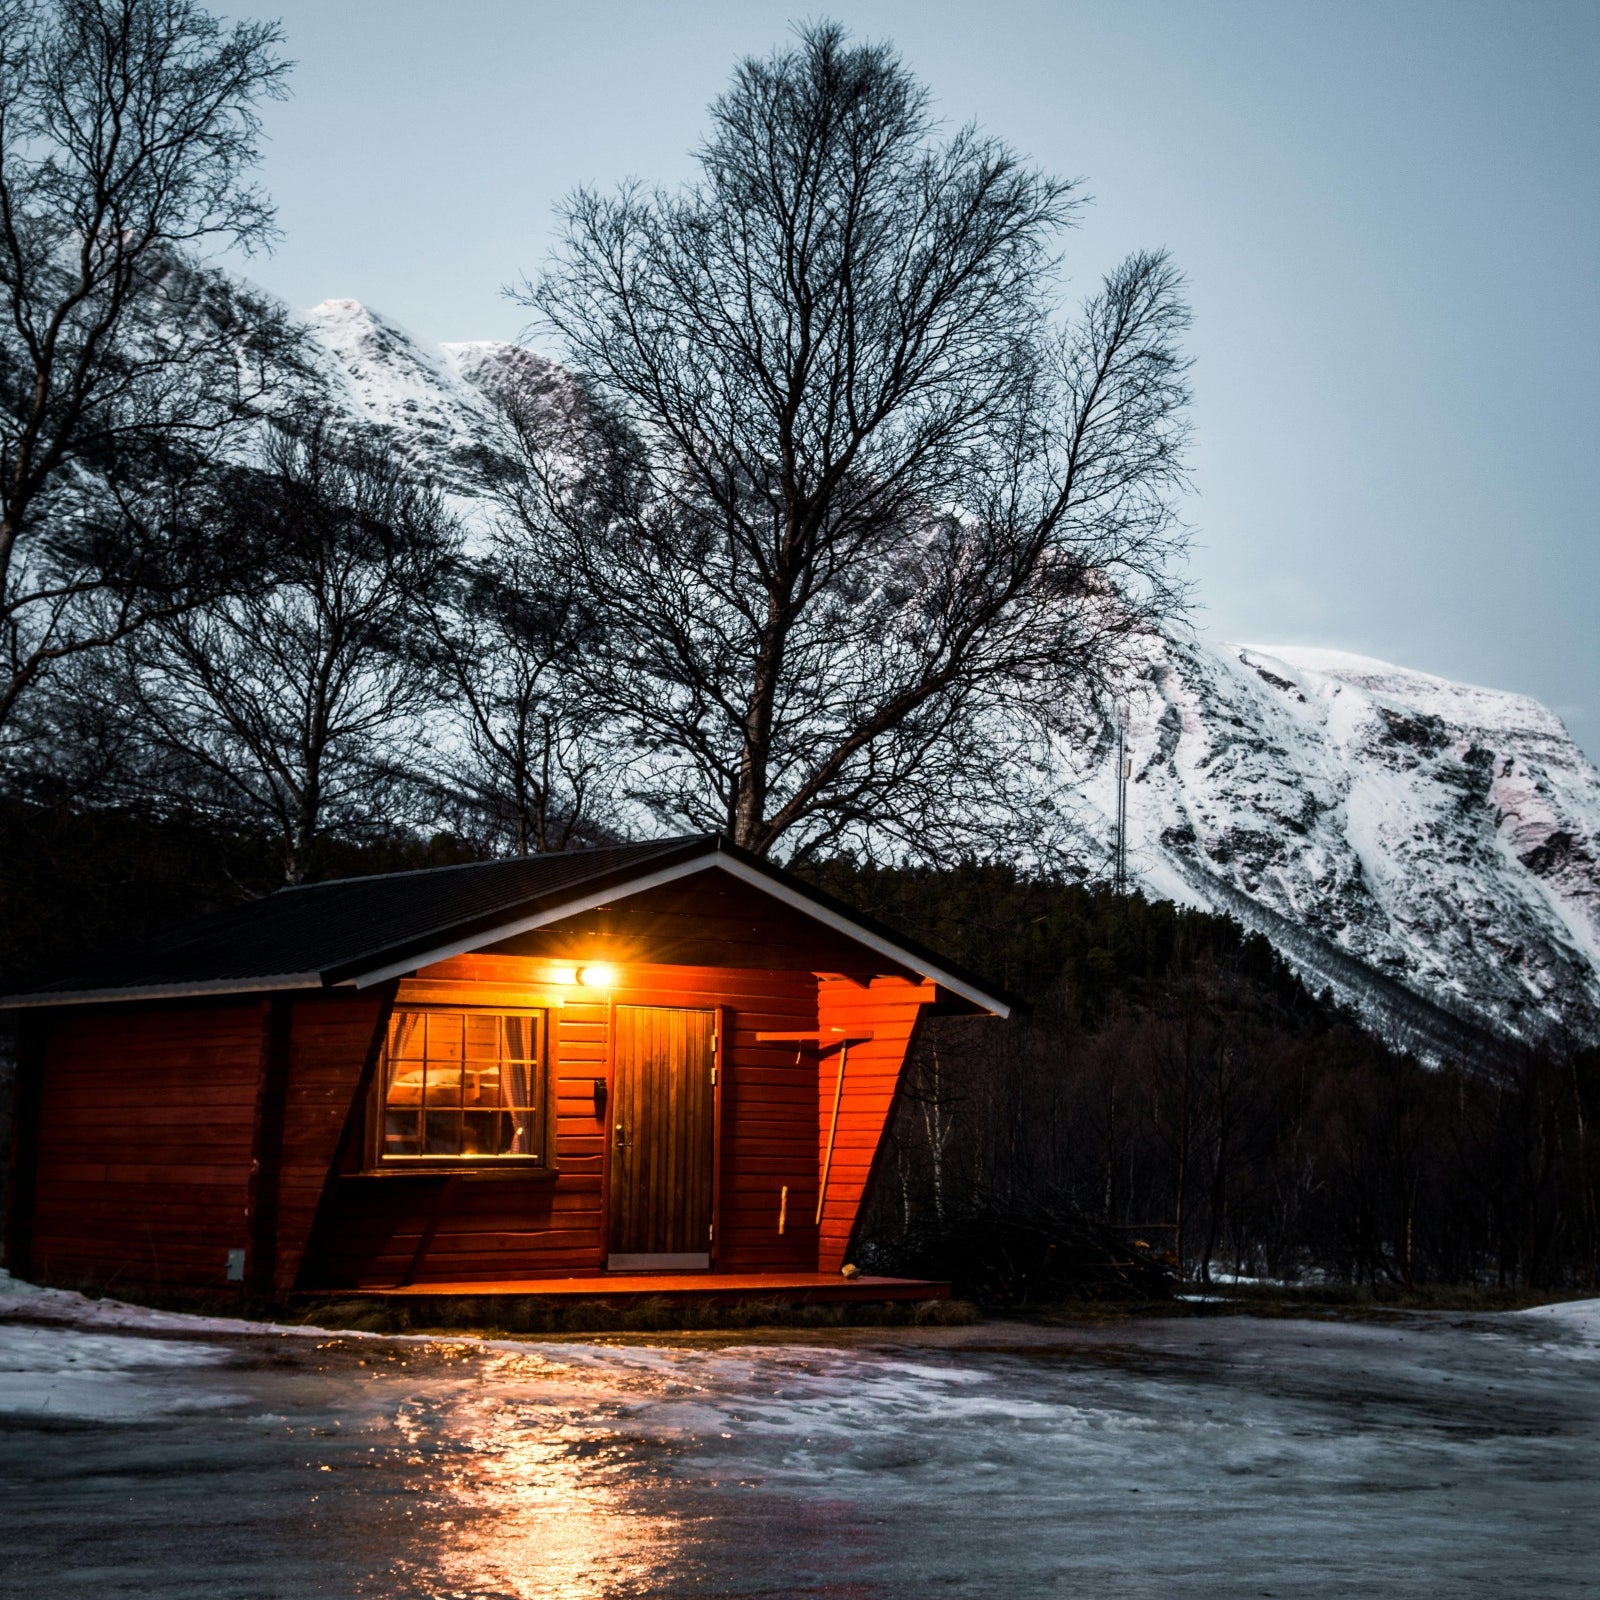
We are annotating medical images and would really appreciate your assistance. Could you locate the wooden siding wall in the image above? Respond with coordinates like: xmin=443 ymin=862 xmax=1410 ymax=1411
xmin=21 ymin=992 xmax=389 ymax=1296
xmin=28 ymin=1001 xmax=266 ymax=1291
xmin=18 ymin=961 xmax=939 ymax=1294
xmin=269 ymin=993 xmax=389 ymax=1294
xmin=306 ymin=956 xmax=822 ymax=1287
xmin=815 ymin=976 xmax=937 ymax=1273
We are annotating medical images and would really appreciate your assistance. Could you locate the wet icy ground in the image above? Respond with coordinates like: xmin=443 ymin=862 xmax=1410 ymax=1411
xmin=1 ymin=1284 xmax=1597 ymax=1598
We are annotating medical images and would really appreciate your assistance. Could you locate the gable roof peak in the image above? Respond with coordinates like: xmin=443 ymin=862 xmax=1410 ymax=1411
xmin=0 ymin=830 xmax=1016 ymax=1018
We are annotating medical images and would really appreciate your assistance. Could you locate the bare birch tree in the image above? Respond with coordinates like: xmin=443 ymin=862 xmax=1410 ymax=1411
xmin=423 ymin=533 xmax=621 ymax=855
xmin=508 ymin=21 xmax=1190 ymax=860
xmin=125 ymin=421 xmax=455 ymax=883
xmin=0 ymin=0 xmax=291 ymax=731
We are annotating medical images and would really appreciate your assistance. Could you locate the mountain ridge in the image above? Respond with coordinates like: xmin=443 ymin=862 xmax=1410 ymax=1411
xmin=1061 ymin=632 xmax=1600 ymax=1045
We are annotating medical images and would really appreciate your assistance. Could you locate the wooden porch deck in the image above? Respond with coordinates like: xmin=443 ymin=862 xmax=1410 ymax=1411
xmin=315 ymin=1272 xmax=948 ymax=1305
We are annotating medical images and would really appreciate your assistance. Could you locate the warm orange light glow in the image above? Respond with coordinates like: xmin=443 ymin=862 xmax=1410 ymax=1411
xmin=548 ymin=966 xmax=579 ymax=986
xmin=404 ymin=1346 xmax=675 ymax=1596
xmin=577 ymin=963 xmax=618 ymax=989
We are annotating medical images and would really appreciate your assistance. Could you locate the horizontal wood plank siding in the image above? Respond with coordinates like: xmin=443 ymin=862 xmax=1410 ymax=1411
xmin=815 ymin=976 xmax=936 ymax=1273
xmin=28 ymin=1001 xmax=266 ymax=1291
xmin=272 ymin=993 xmax=388 ymax=1294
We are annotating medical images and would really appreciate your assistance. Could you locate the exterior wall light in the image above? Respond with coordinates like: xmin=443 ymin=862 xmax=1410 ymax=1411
xmin=548 ymin=966 xmax=579 ymax=986
xmin=577 ymin=963 xmax=618 ymax=989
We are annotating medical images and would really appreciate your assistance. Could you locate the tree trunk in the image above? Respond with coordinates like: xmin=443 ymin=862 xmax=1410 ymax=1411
xmin=733 ymin=613 xmax=787 ymax=851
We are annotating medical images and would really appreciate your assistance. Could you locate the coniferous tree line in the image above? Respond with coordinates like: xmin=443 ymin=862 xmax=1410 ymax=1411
xmin=819 ymin=864 xmax=1600 ymax=1295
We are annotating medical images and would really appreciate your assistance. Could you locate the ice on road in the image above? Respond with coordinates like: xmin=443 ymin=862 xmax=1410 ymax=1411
xmin=1 ymin=1282 xmax=1596 ymax=1597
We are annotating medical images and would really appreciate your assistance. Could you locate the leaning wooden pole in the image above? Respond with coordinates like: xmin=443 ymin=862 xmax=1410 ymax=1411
xmin=816 ymin=1041 xmax=850 ymax=1228
xmin=752 ymin=1029 xmax=875 ymax=1239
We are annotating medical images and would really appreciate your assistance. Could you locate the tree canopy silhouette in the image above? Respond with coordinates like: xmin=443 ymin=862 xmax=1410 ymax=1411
xmin=509 ymin=20 xmax=1191 ymax=860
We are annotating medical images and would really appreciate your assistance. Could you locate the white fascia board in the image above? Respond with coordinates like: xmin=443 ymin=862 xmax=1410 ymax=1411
xmin=0 ymin=973 xmax=327 ymax=1010
xmin=712 ymin=856 xmax=1010 ymax=1017
xmin=347 ymin=854 xmax=729 ymax=988
xmin=347 ymin=853 xmax=1011 ymax=1017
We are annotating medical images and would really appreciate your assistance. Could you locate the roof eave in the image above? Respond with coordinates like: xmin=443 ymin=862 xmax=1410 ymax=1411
xmin=317 ymin=835 xmax=726 ymax=989
xmin=0 ymin=973 xmax=329 ymax=1011
xmin=0 ymin=832 xmax=1020 ymax=1020
xmin=705 ymin=851 xmax=1014 ymax=1017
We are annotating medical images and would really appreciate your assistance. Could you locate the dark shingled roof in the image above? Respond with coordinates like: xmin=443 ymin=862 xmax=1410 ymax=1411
xmin=1 ymin=834 xmax=1017 ymax=1014
xmin=13 ymin=836 xmax=715 ymax=1002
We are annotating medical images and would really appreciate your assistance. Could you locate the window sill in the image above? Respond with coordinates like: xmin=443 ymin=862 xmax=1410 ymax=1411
xmin=349 ymin=1163 xmax=560 ymax=1182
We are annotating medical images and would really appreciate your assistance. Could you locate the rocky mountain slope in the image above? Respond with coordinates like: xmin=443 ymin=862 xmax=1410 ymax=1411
xmin=1063 ymin=636 xmax=1600 ymax=1050
xmin=301 ymin=300 xmax=1600 ymax=1050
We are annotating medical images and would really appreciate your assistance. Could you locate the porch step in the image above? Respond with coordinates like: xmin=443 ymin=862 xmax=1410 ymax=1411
xmin=308 ymin=1271 xmax=948 ymax=1305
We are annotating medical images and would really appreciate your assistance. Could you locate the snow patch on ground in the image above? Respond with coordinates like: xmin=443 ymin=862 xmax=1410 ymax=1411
xmin=0 ymin=1322 xmax=239 ymax=1421
xmin=0 ymin=1266 xmax=326 ymax=1339
xmin=0 ymin=1272 xmax=255 ymax=1421
xmin=1519 ymin=1297 xmax=1600 ymax=1351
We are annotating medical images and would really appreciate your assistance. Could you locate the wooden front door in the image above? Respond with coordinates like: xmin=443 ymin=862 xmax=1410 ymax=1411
xmin=607 ymin=1006 xmax=717 ymax=1269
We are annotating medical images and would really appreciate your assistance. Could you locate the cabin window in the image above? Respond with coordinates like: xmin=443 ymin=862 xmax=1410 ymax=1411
xmin=379 ymin=1007 xmax=547 ymax=1164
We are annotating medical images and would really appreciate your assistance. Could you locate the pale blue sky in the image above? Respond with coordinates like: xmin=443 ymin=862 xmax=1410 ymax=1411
xmin=233 ymin=0 xmax=1600 ymax=758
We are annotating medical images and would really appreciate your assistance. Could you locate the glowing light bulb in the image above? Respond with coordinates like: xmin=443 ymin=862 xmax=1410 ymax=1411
xmin=577 ymin=963 xmax=618 ymax=989
xmin=548 ymin=966 xmax=579 ymax=986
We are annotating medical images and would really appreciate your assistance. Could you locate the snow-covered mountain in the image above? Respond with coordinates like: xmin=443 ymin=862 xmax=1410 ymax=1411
xmin=1063 ymin=636 xmax=1600 ymax=1051
xmin=300 ymin=300 xmax=1600 ymax=1051
xmin=301 ymin=299 xmax=515 ymax=493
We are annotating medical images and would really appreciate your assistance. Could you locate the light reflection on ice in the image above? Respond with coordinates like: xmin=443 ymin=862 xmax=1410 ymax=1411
xmin=2 ymin=1290 xmax=1598 ymax=1597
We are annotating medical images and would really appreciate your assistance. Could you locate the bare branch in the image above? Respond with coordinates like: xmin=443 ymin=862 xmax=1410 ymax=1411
xmin=507 ymin=21 xmax=1189 ymax=861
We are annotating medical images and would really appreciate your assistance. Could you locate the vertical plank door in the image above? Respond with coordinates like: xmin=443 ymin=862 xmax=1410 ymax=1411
xmin=607 ymin=1007 xmax=717 ymax=1269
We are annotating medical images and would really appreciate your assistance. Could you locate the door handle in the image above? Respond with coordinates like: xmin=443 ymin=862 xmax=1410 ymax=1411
xmin=614 ymin=1122 xmax=627 ymax=1150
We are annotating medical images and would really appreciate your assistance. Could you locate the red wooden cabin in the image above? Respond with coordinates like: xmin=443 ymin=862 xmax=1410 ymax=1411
xmin=2 ymin=836 xmax=1010 ymax=1301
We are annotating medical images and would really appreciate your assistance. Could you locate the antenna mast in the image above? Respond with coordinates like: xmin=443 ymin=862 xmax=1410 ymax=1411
xmin=1114 ymin=705 xmax=1130 ymax=895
